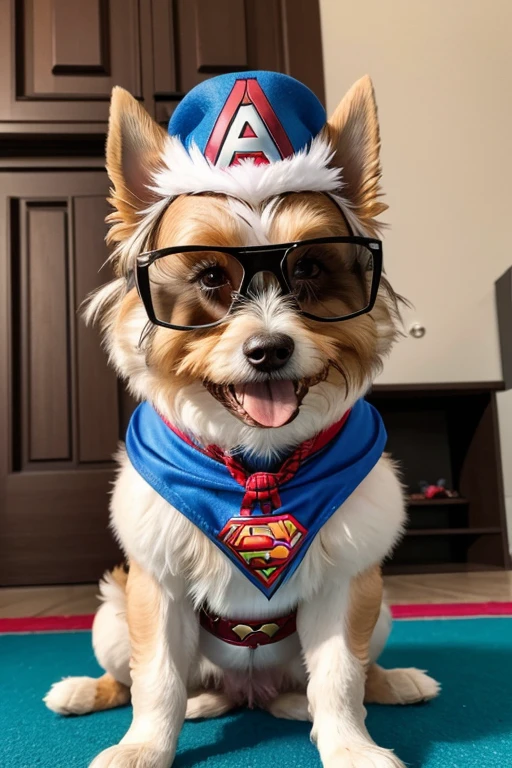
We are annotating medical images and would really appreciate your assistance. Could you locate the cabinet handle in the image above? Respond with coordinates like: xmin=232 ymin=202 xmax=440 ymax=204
xmin=409 ymin=323 xmax=426 ymax=338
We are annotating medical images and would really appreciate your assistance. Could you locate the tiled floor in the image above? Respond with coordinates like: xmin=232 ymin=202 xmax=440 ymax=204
xmin=0 ymin=571 xmax=511 ymax=618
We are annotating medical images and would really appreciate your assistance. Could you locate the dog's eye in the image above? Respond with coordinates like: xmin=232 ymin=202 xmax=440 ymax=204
xmin=292 ymin=257 xmax=322 ymax=280
xmin=198 ymin=267 xmax=229 ymax=290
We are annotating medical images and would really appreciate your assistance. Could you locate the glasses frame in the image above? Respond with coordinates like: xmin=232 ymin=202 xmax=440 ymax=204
xmin=134 ymin=236 xmax=383 ymax=331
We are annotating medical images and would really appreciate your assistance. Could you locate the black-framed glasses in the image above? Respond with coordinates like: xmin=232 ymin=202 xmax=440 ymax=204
xmin=134 ymin=236 xmax=383 ymax=331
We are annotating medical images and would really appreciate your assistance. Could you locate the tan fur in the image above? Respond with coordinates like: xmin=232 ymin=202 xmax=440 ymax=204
xmin=268 ymin=192 xmax=350 ymax=242
xmin=322 ymin=75 xmax=387 ymax=232
xmin=110 ymin=563 xmax=129 ymax=590
xmin=106 ymin=87 xmax=168 ymax=266
xmin=93 ymin=673 xmax=131 ymax=710
xmin=347 ymin=565 xmax=383 ymax=667
xmin=155 ymin=194 xmax=246 ymax=251
xmin=116 ymin=288 xmax=142 ymax=327
xmin=126 ymin=560 xmax=163 ymax=668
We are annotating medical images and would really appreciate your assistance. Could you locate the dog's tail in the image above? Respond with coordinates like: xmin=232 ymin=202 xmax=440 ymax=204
xmin=44 ymin=566 xmax=131 ymax=715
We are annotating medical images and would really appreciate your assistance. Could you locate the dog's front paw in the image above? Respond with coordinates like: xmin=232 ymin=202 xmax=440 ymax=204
xmin=89 ymin=744 xmax=171 ymax=768
xmin=323 ymin=744 xmax=406 ymax=768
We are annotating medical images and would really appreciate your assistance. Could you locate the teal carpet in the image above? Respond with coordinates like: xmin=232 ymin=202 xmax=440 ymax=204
xmin=1 ymin=618 xmax=511 ymax=768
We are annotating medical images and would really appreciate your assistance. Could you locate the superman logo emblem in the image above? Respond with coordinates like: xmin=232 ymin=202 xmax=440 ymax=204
xmin=218 ymin=513 xmax=307 ymax=588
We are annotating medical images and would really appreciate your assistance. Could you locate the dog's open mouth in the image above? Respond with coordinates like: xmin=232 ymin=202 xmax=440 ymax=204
xmin=204 ymin=368 xmax=329 ymax=428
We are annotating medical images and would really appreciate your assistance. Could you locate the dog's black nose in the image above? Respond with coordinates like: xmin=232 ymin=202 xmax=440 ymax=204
xmin=243 ymin=333 xmax=295 ymax=372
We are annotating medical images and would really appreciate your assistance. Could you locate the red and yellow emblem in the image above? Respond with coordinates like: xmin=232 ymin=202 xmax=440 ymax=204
xmin=218 ymin=513 xmax=306 ymax=587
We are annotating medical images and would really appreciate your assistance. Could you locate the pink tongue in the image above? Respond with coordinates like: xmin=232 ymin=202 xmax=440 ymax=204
xmin=237 ymin=380 xmax=298 ymax=428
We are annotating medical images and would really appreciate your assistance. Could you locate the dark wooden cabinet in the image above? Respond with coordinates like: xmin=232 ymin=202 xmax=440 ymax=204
xmin=0 ymin=0 xmax=324 ymax=132
xmin=0 ymin=1 xmax=325 ymax=585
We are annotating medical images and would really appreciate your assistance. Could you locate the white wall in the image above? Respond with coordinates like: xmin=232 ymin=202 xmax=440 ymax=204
xmin=320 ymin=0 xmax=512 ymax=542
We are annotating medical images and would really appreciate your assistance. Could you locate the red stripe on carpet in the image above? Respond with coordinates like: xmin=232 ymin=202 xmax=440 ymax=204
xmin=0 ymin=614 xmax=95 ymax=633
xmin=1 ymin=603 xmax=512 ymax=633
xmin=391 ymin=602 xmax=512 ymax=618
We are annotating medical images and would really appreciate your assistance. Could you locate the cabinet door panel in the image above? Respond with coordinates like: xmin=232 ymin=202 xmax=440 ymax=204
xmin=0 ymin=170 xmax=128 ymax=585
xmin=0 ymin=0 xmax=142 ymax=124
xmin=194 ymin=0 xmax=248 ymax=73
xmin=151 ymin=0 xmax=324 ymax=102
xmin=24 ymin=203 xmax=72 ymax=462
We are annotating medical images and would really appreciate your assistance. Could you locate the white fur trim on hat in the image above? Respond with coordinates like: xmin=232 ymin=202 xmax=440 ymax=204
xmin=151 ymin=134 xmax=344 ymax=207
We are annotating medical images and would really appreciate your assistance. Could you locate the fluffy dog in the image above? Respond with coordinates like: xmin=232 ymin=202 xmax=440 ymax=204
xmin=45 ymin=71 xmax=439 ymax=768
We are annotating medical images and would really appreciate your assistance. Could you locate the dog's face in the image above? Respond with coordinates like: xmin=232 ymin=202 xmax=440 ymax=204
xmin=88 ymin=77 xmax=400 ymax=455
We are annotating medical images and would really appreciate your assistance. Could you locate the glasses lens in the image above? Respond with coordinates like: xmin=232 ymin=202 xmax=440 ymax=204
xmin=285 ymin=242 xmax=376 ymax=319
xmin=147 ymin=250 xmax=244 ymax=328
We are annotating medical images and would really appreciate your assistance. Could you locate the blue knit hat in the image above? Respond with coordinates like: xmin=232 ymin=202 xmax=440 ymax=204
xmin=168 ymin=71 xmax=326 ymax=168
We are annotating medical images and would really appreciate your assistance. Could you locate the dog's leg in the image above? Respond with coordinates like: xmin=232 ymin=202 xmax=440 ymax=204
xmin=298 ymin=565 xmax=406 ymax=768
xmin=90 ymin=561 xmax=198 ymax=768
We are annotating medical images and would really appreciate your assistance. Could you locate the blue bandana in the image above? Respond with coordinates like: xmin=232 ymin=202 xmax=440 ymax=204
xmin=168 ymin=71 xmax=326 ymax=168
xmin=125 ymin=399 xmax=386 ymax=598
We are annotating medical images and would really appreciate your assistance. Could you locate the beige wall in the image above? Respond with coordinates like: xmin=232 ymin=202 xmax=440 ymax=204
xmin=320 ymin=0 xmax=512 ymax=383
xmin=319 ymin=0 xmax=512 ymax=540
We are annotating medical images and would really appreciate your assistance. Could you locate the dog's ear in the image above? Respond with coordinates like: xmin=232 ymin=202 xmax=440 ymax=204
xmin=106 ymin=87 xmax=167 ymax=232
xmin=322 ymin=75 xmax=387 ymax=225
